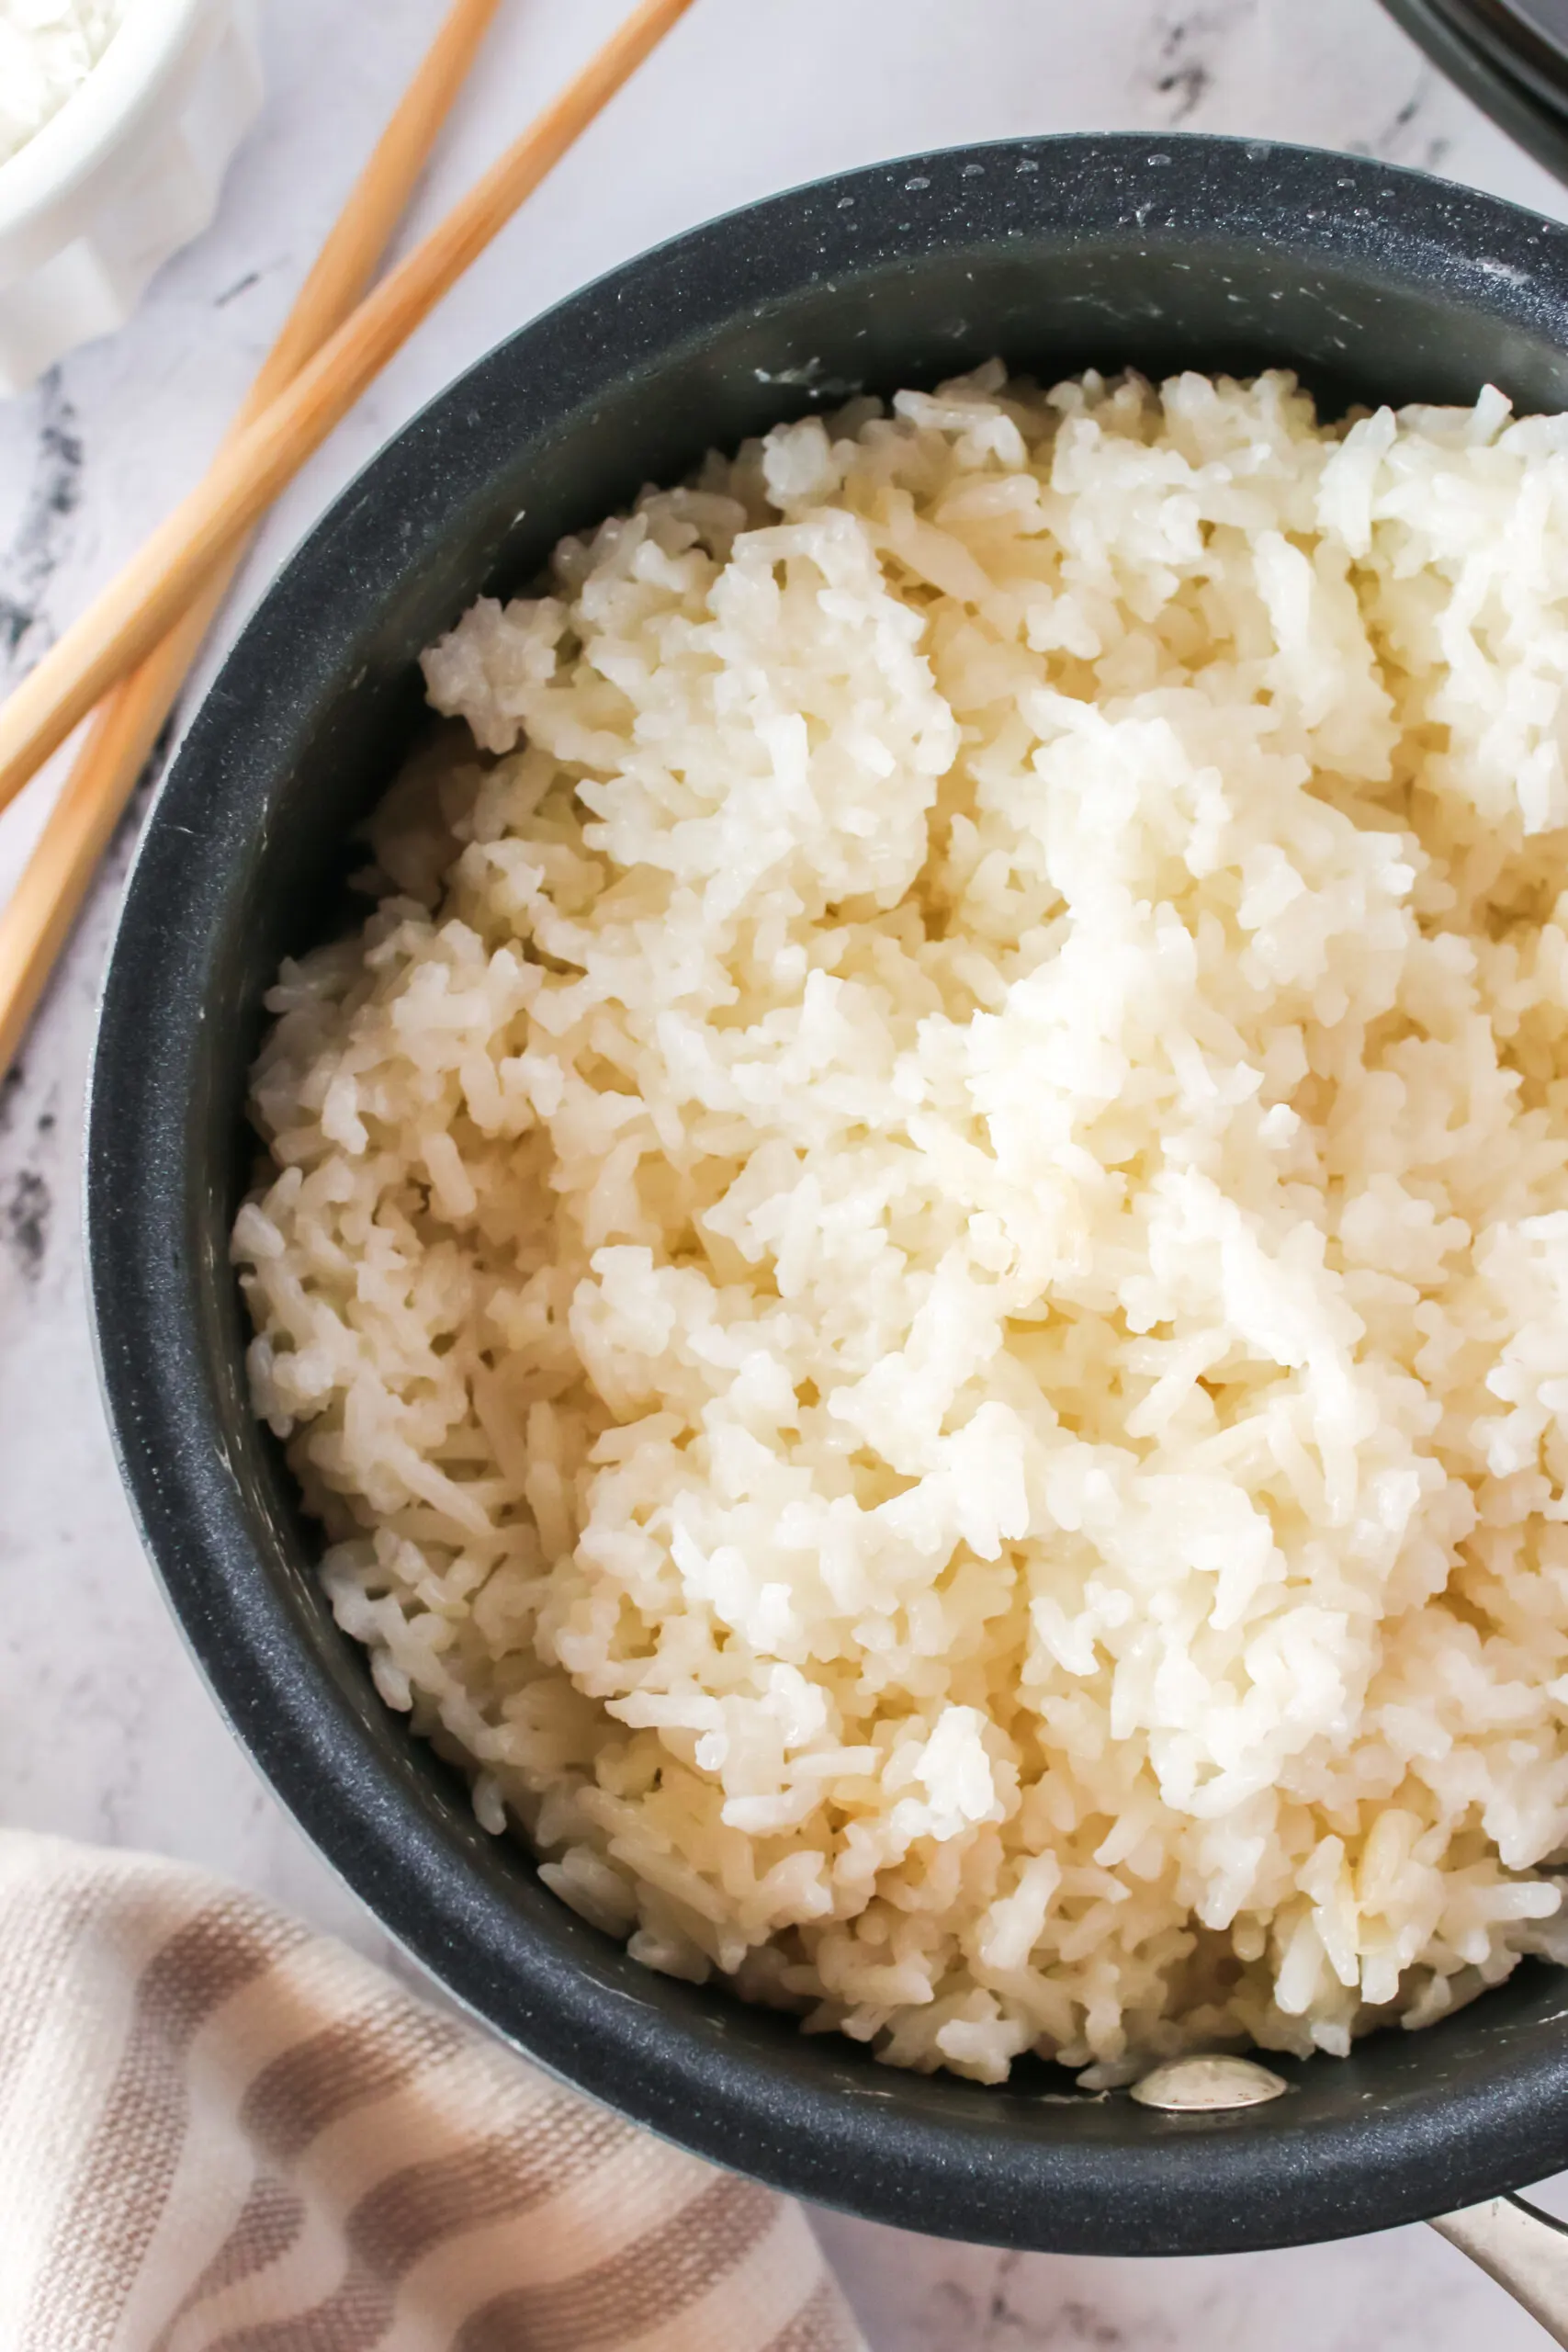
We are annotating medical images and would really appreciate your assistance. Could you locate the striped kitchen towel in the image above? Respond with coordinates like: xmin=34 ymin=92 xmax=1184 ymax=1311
xmin=0 ymin=1830 xmax=866 ymax=2352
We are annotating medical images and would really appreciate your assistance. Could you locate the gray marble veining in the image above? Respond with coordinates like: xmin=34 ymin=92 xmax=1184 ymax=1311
xmin=4 ymin=3 xmax=1568 ymax=2344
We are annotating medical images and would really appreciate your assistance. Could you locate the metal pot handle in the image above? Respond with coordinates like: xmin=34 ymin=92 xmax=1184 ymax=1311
xmin=1129 ymin=2063 xmax=1568 ymax=2338
xmin=1432 ymin=2197 xmax=1568 ymax=2345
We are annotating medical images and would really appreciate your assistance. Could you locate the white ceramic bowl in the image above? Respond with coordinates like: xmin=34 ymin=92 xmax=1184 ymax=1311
xmin=0 ymin=0 xmax=264 ymax=396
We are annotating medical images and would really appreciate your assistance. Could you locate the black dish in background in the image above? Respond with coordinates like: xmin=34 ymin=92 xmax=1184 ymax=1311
xmin=1382 ymin=0 xmax=1568 ymax=183
xmin=1500 ymin=0 xmax=1568 ymax=65
xmin=1467 ymin=0 xmax=1568 ymax=91
xmin=88 ymin=134 xmax=1568 ymax=2256
xmin=1425 ymin=0 xmax=1568 ymax=118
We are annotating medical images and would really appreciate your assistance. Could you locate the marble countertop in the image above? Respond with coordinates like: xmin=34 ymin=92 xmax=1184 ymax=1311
xmin=4 ymin=2 xmax=1568 ymax=2344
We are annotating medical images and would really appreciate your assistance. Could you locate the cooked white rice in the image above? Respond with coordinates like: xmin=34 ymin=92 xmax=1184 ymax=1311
xmin=0 ymin=1 xmax=127 ymax=169
xmin=234 ymin=364 xmax=1568 ymax=2082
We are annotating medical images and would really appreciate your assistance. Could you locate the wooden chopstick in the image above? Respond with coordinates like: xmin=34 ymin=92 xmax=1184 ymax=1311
xmin=0 ymin=0 xmax=506 ymax=1083
xmin=0 ymin=0 xmax=697 ymax=846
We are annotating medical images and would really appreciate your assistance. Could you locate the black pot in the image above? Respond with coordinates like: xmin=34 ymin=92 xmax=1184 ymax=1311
xmin=86 ymin=132 xmax=1568 ymax=2261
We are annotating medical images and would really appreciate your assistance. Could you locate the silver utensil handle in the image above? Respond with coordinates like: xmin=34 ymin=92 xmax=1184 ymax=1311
xmin=1432 ymin=2196 xmax=1568 ymax=2345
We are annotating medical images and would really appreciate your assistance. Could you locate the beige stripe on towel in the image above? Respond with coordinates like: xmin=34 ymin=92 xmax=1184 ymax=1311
xmin=0 ymin=1831 xmax=866 ymax=2352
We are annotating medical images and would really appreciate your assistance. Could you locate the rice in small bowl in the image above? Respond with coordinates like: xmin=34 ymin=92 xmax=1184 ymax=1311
xmin=233 ymin=359 xmax=1568 ymax=2088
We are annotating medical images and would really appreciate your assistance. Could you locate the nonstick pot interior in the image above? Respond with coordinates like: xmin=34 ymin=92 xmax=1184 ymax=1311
xmin=87 ymin=133 xmax=1568 ymax=2257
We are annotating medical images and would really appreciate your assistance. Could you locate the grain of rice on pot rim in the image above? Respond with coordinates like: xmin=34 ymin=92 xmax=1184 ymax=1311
xmin=234 ymin=364 xmax=1568 ymax=2083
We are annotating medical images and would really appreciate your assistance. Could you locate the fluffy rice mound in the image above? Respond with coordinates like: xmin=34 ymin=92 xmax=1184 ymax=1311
xmin=235 ymin=366 xmax=1568 ymax=2082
